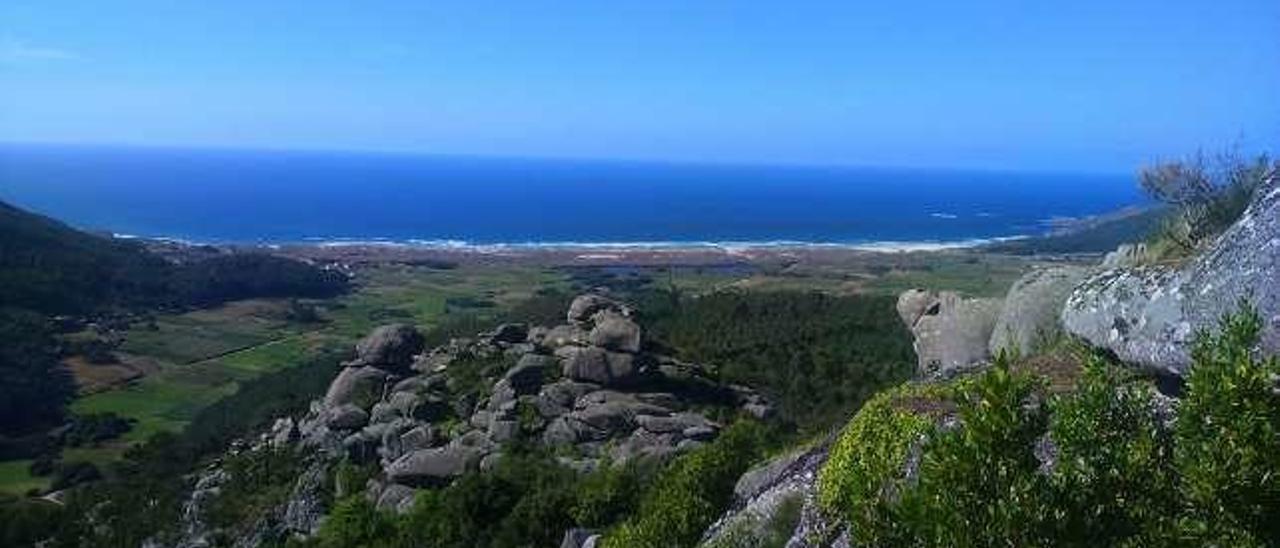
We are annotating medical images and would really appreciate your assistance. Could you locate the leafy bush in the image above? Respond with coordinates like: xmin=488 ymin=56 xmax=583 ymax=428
xmin=896 ymin=360 xmax=1048 ymax=546
xmin=819 ymin=305 xmax=1280 ymax=546
xmin=817 ymin=382 xmax=954 ymax=545
xmin=1046 ymin=356 xmax=1179 ymax=545
xmin=1176 ymin=304 xmax=1280 ymax=543
xmin=604 ymin=420 xmax=774 ymax=548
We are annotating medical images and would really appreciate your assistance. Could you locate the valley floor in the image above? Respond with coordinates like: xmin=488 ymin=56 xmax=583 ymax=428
xmin=0 ymin=246 xmax=1061 ymax=497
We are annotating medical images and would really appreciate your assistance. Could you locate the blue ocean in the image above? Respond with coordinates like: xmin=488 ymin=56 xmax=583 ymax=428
xmin=0 ymin=144 xmax=1144 ymax=247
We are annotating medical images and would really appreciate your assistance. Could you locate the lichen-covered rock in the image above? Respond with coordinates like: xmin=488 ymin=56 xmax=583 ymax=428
xmin=386 ymin=445 xmax=483 ymax=487
xmin=323 ymin=366 xmax=387 ymax=409
xmin=375 ymin=483 xmax=416 ymax=514
xmin=349 ymin=324 xmax=425 ymax=371
xmin=588 ymin=311 xmax=642 ymax=353
xmin=567 ymin=294 xmax=629 ymax=325
xmin=1063 ymin=173 xmax=1280 ymax=375
xmin=326 ymin=404 xmax=370 ymax=430
xmin=989 ymin=266 xmax=1089 ymax=357
xmin=542 ymin=324 xmax=587 ymax=348
xmin=560 ymin=346 xmax=639 ymax=385
xmin=504 ymin=353 xmax=552 ymax=393
xmin=899 ymin=291 xmax=1002 ymax=377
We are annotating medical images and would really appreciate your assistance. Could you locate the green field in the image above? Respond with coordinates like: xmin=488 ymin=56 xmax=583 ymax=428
xmin=0 ymin=265 xmax=560 ymax=495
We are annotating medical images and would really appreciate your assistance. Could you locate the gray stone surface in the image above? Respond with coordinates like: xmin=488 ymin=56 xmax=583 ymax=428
xmin=561 ymin=346 xmax=639 ymax=385
xmin=326 ymin=404 xmax=370 ymax=430
xmin=350 ymin=324 xmax=424 ymax=370
xmin=989 ymin=266 xmax=1089 ymax=357
xmin=900 ymin=291 xmax=1003 ymax=377
xmin=567 ymin=294 xmax=628 ymax=324
xmin=1063 ymin=173 xmax=1280 ymax=375
xmin=322 ymin=366 xmax=386 ymax=408
xmin=588 ymin=311 xmax=642 ymax=353
xmin=386 ymin=445 xmax=483 ymax=487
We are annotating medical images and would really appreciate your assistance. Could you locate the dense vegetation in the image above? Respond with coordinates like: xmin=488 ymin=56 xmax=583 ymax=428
xmin=0 ymin=200 xmax=349 ymax=315
xmin=0 ymin=350 xmax=345 ymax=546
xmin=305 ymin=421 xmax=778 ymax=548
xmin=819 ymin=305 xmax=1279 ymax=546
xmin=0 ymin=199 xmax=349 ymax=447
xmin=640 ymin=290 xmax=916 ymax=432
xmin=0 ymin=309 xmax=75 ymax=443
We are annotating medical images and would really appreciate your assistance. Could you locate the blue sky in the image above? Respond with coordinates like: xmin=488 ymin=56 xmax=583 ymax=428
xmin=2 ymin=1 xmax=1277 ymax=171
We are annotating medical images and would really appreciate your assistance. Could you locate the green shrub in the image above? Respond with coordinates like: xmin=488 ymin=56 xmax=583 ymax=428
xmin=1175 ymin=304 xmax=1280 ymax=544
xmin=571 ymin=460 xmax=654 ymax=528
xmin=817 ymin=381 xmax=952 ymax=545
xmin=1046 ymin=356 xmax=1179 ymax=545
xmin=896 ymin=359 xmax=1049 ymax=546
xmin=314 ymin=496 xmax=397 ymax=548
xmin=604 ymin=420 xmax=773 ymax=548
xmin=819 ymin=305 xmax=1280 ymax=546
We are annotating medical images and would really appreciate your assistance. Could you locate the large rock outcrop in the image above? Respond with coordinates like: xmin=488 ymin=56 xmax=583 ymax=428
xmin=180 ymin=294 xmax=773 ymax=546
xmin=1062 ymin=174 xmax=1280 ymax=375
xmin=897 ymin=290 xmax=1003 ymax=377
xmin=989 ymin=266 xmax=1089 ymax=357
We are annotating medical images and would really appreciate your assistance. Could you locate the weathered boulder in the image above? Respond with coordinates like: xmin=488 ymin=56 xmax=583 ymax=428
xmin=349 ymin=324 xmax=424 ymax=371
xmin=326 ymin=404 xmax=370 ymax=430
xmin=1063 ymin=173 xmax=1280 ymax=375
xmin=375 ymin=483 xmax=416 ymax=514
xmin=534 ymin=380 xmax=599 ymax=418
xmin=542 ymin=325 xmax=587 ymax=348
xmin=900 ymin=291 xmax=1003 ymax=377
xmin=323 ymin=366 xmax=387 ymax=408
xmin=568 ymin=294 xmax=629 ymax=325
xmin=588 ymin=311 xmax=642 ymax=353
xmin=989 ymin=266 xmax=1089 ymax=357
xmin=896 ymin=289 xmax=935 ymax=328
xmin=561 ymin=346 xmax=639 ymax=385
xmin=733 ymin=448 xmax=806 ymax=502
xmin=386 ymin=445 xmax=483 ymax=487
xmin=489 ymin=323 xmax=529 ymax=344
xmin=504 ymin=353 xmax=552 ymax=393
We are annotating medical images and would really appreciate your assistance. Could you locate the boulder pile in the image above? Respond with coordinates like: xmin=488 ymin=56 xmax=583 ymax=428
xmin=288 ymin=293 xmax=768 ymax=512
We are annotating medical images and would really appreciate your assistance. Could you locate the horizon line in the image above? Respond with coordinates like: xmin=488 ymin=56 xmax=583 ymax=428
xmin=0 ymin=139 xmax=1139 ymax=177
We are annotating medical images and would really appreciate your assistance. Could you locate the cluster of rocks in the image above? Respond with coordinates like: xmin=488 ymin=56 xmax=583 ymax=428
xmin=896 ymin=263 xmax=1090 ymax=378
xmin=286 ymin=293 xmax=765 ymax=515
xmin=898 ymin=169 xmax=1278 ymax=381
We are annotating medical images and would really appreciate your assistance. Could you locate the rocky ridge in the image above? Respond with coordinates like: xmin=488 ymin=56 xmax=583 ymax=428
xmin=175 ymin=293 xmax=770 ymax=546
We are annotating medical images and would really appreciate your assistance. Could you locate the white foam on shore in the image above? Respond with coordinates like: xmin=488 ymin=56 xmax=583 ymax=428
xmin=111 ymin=232 xmax=1029 ymax=254
xmin=301 ymin=235 xmax=1028 ymax=254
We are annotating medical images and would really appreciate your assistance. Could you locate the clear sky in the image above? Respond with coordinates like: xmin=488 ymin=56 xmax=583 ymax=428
xmin=2 ymin=1 xmax=1277 ymax=172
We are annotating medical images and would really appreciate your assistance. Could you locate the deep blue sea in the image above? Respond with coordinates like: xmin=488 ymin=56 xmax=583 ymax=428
xmin=0 ymin=144 xmax=1144 ymax=247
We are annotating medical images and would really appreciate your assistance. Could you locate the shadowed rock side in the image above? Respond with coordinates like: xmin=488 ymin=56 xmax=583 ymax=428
xmin=174 ymin=293 xmax=770 ymax=546
xmin=1062 ymin=172 xmax=1280 ymax=375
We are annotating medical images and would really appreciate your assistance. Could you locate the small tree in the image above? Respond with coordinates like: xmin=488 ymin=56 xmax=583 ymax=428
xmin=1139 ymin=149 xmax=1274 ymax=254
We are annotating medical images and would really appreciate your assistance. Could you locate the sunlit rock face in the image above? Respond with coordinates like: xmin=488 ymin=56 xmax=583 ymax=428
xmin=1062 ymin=173 xmax=1280 ymax=376
xmin=897 ymin=289 xmax=1003 ymax=378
